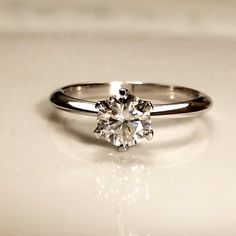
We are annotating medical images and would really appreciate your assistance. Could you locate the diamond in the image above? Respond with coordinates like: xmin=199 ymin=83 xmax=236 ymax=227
xmin=94 ymin=88 xmax=154 ymax=150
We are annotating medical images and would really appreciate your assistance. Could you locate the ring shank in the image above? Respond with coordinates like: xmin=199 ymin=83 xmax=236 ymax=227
xmin=50 ymin=82 xmax=212 ymax=117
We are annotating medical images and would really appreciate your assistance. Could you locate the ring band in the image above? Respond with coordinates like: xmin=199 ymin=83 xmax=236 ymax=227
xmin=50 ymin=81 xmax=212 ymax=117
xmin=50 ymin=81 xmax=212 ymax=151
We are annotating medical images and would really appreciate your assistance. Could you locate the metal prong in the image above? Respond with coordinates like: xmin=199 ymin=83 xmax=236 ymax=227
xmin=118 ymin=144 xmax=129 ymax=152
xmin=119 ymin=88 xmax=129 ymax=98
xmin=95 ymin=100 xmax=110 ymax=110
xmin=94 ymin=127 xmax=102 ymax=139
xmin=95 ymin=101 xmax=103 ymax=109
xmin=144 ymin=129 xmax=154 ymax=140
xmin=139 ymin=100 xmax=153 ymax=111
xmin=146 ymin=101 xmax=154 ymax=110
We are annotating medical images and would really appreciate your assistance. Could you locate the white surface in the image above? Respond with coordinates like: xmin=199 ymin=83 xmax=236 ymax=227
xmin=0 ymin=32 xmax=236 ymax=235
xmin=0 ymin=0 xmax=236 ymax=36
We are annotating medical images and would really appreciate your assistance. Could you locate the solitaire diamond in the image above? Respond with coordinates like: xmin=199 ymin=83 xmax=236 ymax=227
xmin=94 ymin=88 xmax=154 ymax=151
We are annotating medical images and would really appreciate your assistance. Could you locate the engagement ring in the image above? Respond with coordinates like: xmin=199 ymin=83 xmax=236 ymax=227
xmin=50 ymin=82 xmax=212 ymax=151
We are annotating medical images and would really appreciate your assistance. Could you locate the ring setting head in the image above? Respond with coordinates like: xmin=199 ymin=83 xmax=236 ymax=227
xmin=94 ymin=88 xmax=154 ymax=151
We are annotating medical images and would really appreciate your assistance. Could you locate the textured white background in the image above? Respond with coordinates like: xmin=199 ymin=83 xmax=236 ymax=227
xmin=0 ymin=1 xmax=236 ymax=235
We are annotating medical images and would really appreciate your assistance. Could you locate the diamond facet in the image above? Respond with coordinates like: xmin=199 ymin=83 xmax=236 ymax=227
xmin=94 ymin=88 xmax=154 ymax=150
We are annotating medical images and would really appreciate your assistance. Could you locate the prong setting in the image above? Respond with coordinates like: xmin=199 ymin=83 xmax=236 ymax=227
xmin=94 ymin=88 xmax=154 ymax=150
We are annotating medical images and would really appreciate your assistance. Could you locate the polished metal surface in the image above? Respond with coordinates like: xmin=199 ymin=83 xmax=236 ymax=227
xmin=50 ymin=81 xmax=212 ymax=117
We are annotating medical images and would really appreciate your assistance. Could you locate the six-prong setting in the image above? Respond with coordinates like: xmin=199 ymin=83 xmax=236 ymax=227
xmin=94 ymin=88 xmax=154 ymax=151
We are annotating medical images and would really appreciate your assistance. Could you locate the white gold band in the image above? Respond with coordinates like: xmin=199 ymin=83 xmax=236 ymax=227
xmin=50 ymin=81 xmax=212 ymax=118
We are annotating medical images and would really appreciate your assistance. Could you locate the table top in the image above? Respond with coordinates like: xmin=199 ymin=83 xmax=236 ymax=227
xmin=0 ymin=32 xmax=235 ymax=236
